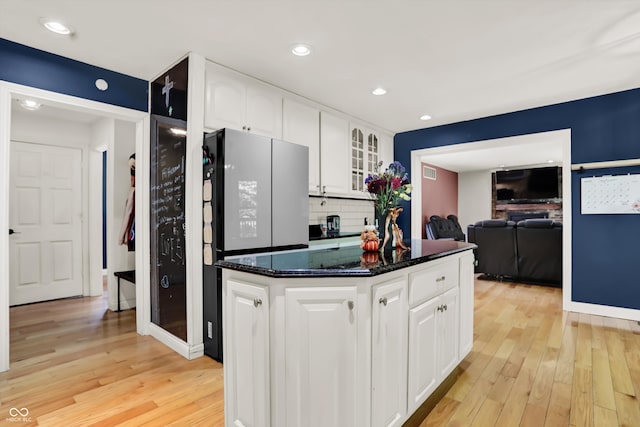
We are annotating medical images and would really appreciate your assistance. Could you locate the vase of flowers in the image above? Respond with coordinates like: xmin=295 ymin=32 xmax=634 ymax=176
xmin=365 ymin=161 xmax=412 ymax=251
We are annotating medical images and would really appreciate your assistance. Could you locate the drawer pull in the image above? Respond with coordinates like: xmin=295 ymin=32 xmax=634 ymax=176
xmin=379 ymin=297 xmax=388 ymax=306
xmin=253 ymin=298 xmax=262 ymax=307
xmin=436 ymin=276 xmax=446 ymax=282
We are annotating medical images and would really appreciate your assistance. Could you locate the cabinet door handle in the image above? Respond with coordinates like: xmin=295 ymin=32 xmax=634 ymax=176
xmin=348 ymin=300 xmax=354 ymax=310
xmin=437 ymin=305 xmax=442 ymax=312
xmin=443 ymin=304 xmax=448 ymax=311
xmin=253 ymin=298 xmax=262 ymax=307
xmin=247 ymin=126 xmax=251 ymax=132
xmin=242 ymin=125 xmax=247 ymax=130
xmin=379 ymin=297 xmax=388 ymax=306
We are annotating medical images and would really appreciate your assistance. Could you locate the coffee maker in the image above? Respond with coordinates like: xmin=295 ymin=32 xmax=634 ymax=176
xmin=326 ymin=215 xmax=340 ymax=236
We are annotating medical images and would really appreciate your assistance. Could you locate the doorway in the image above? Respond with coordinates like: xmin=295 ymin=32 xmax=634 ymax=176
xmin=0 ymin=82 xmax=150 ymax=372
xmin=409 ymin=129 xmax=572 ymax=309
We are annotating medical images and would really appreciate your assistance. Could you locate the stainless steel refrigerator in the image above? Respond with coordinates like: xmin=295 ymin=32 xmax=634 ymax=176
xmin=202 ymin=128 xmax=309 ymax=361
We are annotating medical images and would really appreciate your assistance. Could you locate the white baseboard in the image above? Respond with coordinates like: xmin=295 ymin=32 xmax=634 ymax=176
xmin=148 ymin=323 xmax=205 ymax=360
xmin=565 ymin=300 xmax=640 ymax=321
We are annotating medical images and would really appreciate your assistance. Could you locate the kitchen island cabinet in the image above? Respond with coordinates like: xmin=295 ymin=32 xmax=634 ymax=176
xmin=218 ymin=240 xmax=476 ymax=427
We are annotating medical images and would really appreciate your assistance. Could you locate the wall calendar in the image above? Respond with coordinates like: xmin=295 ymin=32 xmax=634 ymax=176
xmin=581 ymin=174 xmax=640 ymax=214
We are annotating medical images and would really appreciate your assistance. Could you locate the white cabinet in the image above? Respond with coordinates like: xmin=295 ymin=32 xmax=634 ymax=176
xmin=438 ymin=287 xmax=460 ymax=379
xmin=379 ymin=131 xmax=394 ymax=168
xmin=282 ymin=99 xmax=320 ymax=193
xmin=284 ymin=286 xmax=358 ymax=427
xmin=224 ymin=280 xmax=270 ymax=427
xmin=221 ymin=250 xmax=475 ymax=427
xmin=320 ymin=112 xmax=350 ymax=195
xmin=205 ymin=64 xmax=282 ymax=138
xmin=371 ymin=279 xmax=408 ymax=427
xmin=459 ymin=252 xmax=475 ymax=356
xmin=407 ymin=296 xmax=439 ymax=413
xmin=407 ymin=287 xmax=459 ymax=414
xmin=350 ymin=124 xmax=381 ymax=194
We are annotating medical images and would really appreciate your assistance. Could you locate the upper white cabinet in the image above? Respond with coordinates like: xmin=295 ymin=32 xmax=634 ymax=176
xmin=348 ymin=123 xmax=393 ymax=193
xmin=371 ymin=278 xmax=408 ymax=427
xmin=205 ymin=63 xmax=282 ymax=138
xmin=379 ymin=132 xmax=394 ymax=169
xmin=285 ymin=286 xmax=358 ymax=427
xmin=282 ymin=98 xmax=320 ymax=193
xmin=320 ymin=112 xmax=350 ymax=195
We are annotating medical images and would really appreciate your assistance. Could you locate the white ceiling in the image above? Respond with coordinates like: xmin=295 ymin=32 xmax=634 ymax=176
xmin=2 ymin=1 xmax=640 ymax=135
xmin=418 ymin=131 xmax=567 ymax=173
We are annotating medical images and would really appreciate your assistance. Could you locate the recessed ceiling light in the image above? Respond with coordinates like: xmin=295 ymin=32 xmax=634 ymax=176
xmin=40 ymin=18 xmax=73 ymax=35
xmin=291 ymin=44 xmax=311 ymax=56
xmin=419 ymin=114 xmax=432 ymax=121
xmin=95 ymin=79 xmax=109 ymax=91
xmin=19 ymin=99 xmax=41 ymax=111
xmin=170 ymin=128 xmax=187 ymax=136
xmin=372 ymin=88 xmax=387 ymax=96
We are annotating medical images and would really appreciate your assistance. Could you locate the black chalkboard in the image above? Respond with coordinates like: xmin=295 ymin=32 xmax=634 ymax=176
xmin=150 ymin=114 xmax=187 ymax=340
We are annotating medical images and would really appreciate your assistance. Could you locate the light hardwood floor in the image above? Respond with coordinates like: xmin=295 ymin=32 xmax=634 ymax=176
xmin=1 ymin=278 xmax=639 ymax=426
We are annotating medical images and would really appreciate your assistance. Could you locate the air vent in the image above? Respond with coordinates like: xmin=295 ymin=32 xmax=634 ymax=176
xmin=423 ymin=165 xmax=437 ymax=180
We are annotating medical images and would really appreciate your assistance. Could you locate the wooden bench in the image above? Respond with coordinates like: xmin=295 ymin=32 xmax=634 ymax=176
xmin=113 ymin=270 xmax=135 ymax=312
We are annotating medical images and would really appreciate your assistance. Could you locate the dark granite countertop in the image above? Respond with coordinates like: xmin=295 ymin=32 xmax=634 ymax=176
xmin=216 ymin=240 xmax=476 ymax=278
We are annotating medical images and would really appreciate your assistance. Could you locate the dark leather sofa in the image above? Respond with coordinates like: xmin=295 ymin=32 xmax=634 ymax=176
xmin=467 ymin=219 xmax=562 ymax=286
xmin=426 ymin=215 xmax=466 ymax=241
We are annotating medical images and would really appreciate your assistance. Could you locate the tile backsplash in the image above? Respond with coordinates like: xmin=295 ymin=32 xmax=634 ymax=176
xmin=309 ymin=197 xmax=375 ymax=232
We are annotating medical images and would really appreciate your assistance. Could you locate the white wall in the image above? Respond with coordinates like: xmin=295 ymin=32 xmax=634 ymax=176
xmin=106 ymin=119 xmax=136 ymax=310
xmin=457 ymin=170 xmax=492 ymax=233
xmin=309 ymin=197 xmax=375 ymax=232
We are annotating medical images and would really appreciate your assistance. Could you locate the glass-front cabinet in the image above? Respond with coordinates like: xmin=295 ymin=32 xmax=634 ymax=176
xmin=351 ymin=125 xmax=380 ymax=194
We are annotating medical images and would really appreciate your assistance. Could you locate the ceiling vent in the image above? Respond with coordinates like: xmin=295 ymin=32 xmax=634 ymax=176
xmin=423 ymin=165 xmax=437 ymax=180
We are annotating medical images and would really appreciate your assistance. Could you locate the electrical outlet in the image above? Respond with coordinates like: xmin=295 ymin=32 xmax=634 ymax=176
xmin=207 ymin=321 xmax=213 ymax=339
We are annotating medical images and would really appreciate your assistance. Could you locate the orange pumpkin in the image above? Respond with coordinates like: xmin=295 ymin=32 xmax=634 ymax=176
xmin=361 ymin=239 xmax=379 ymax=252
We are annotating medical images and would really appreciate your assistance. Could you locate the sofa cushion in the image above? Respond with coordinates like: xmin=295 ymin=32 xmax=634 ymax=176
xmin=517 ymin=219 xmax=562 ymax=229
xmin=474 ymin=219 xmax=516 ymax=228
xmin=429 ymin=215 xmax=465 ymax=241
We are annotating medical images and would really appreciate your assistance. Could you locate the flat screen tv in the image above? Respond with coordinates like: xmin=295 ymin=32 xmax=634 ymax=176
xmin=495 ymin=166 xmax=561 ymax=203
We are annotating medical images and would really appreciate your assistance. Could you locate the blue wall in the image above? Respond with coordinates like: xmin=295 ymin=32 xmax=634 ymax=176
xmin=395 ymin=88 xmax=640 ymax=310
xmin=0 ymin=38 xmax=148 ymax=111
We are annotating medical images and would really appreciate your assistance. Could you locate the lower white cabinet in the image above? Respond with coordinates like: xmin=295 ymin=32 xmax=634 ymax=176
xmin=284 ymin=287 xmax=358 ymax=427
xmin=372 ymin=278 xmax=408 ymax=427
xmin=224 ymin=280 xmax=270 ymax=427
xmin=459 ymin=252 xmax=475 ymax=355
xmin=221 ymin=250 xmax=475 ymax=427
xmin=438 ymin=287 xmax=460 ymax=379
xmin=407 ymin=287 xmax=459 ymax=414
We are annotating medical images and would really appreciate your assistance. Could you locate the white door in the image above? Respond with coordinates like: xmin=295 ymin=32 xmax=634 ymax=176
xmin=407 ymin=296 xmax=439 ymax=413
xmin=9 ymin=141 xmax=82 ymax=305
xmin=372 ymin=279 xmax=408 ymax=427
xmin=283 ymin=98 xmax=320 ymax=193
xmin=438 ymin=287 xmax=460 ymax=380
xmin=224 ymin=280 xmax=270 ymax=427
xmin=285 ymin=286 xmax=358 ymax=427
xmin=320 ymin=112 xmax=349 ymax=195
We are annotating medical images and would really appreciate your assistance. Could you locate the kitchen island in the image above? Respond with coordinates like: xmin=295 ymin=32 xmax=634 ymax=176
xmin=217 ymin=240 xmax=476 ymax=427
